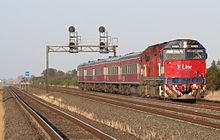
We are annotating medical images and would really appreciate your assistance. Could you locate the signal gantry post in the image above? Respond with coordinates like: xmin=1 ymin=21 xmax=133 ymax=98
xmin=45 ymin=26 xmax=118 ymax=93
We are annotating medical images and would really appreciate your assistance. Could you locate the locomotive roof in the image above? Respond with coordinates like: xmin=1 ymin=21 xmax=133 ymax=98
xmin=164 ymin=39 xmax=205 ymax=49
xmin=144 ymin=39 xmax=204 ymax=50
xmin=79 ymin=52 xmax=142 ymax=67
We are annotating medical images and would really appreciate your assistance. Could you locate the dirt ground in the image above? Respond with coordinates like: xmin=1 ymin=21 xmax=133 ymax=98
xmin=0 ymin=89 xmax=4 ymax=140
xmin=205 ymin=90 xmax=220 ymax=101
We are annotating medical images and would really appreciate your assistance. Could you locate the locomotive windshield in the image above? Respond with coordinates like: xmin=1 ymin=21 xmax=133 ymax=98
xmin=163 ymin=48 xmax=206 ymax=60
xmin=163 ymin=49 xmax=184 ymax=60
xmin=186 ymin=49 xmax=206 ymax=60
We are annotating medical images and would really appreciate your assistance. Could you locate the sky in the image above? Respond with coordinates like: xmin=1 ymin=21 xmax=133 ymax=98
xmin=0 ymin=0 xmax=219 ymax=79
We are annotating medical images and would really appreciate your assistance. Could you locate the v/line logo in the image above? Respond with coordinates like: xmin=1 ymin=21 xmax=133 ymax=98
xmin=177 ymin=64 xmax=192 ymax=70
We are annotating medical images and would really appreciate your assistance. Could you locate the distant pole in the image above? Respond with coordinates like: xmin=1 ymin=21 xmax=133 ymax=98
xmin=46 ymin=46 xmax=49 ymax=93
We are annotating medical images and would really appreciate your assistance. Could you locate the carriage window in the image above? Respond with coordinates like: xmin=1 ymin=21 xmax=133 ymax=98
xmin=87 ymin=69 xmax=93 ymax=76
xmin=122 ymin=65 xmax=127 ymax=74
xmin=95 ymin=67 xmax=103 ymax=75
xmin=186 ymin=49 xmax=205 ymax=60
xmin=122 ymin=64 xmax=137 ymax=74
xmin=163 ymin=49 xmax=184 ymax=60
xmin=108 ymin=66 xmax=118 ymax=75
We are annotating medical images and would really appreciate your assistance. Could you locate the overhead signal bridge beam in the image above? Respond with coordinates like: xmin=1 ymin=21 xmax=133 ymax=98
xmin=46 ymin=26 xmax=118 ymax=93
xmin=47 ymin=44 xmax=118 ymax=54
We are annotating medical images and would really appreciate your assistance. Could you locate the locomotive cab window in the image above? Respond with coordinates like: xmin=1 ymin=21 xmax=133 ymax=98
xmin=163 ymin=49 xmax=184 ymax=60
xmin=186 ymin=49 xmax=206 ymax=60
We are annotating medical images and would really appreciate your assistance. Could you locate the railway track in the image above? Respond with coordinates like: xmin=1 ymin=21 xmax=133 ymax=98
xmin=55 ymin=86 xmax=220 ymax=112
xmin=32 ymin=85 xmax=220 ymax=130
xmin=6 ymin=87 xmax=64 ymax=139
xmin=10 ymin=87 xmax=117 ymax=140
xmin=196 ymin=100 xmax=220 ymax=107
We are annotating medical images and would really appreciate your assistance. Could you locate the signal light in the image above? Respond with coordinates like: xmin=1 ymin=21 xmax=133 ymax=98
xmin=68 ymin=26 xmax=75 ymax=32
xmin=69 ymin=42 xmax=78 ymax=53
xmin=99 ymin=26 xmax=105 ymax=33
xmin=100 ymin=42 xmax=105 ymax=46
xmin=99 ymin=42 xmax=109 ymax=53
xmin=69 ymin=42 xmax=75 ymax=46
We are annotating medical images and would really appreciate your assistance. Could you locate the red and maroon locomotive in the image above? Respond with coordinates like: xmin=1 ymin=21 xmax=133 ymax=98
xmin=77 ymin=39 xmax=207 ymax=100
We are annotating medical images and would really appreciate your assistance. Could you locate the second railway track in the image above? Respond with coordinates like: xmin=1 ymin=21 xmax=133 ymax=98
xmin=32 ymin=85 xmax=220 ymax=130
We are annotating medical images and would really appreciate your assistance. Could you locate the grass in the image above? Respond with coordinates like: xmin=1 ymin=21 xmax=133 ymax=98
xmin=204 ymin=90 xmax=220 ymax=101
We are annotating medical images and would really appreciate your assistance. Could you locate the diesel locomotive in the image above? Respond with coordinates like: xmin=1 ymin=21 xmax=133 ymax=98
xmin=77 ymin=39 xmax=207 ymax=100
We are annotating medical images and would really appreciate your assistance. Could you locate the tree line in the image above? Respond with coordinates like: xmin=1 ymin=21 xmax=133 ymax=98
xmin=31 ymin=68 xmax=77 ymax=86
xmin=207 ymin=60 xmax=220 ymax=92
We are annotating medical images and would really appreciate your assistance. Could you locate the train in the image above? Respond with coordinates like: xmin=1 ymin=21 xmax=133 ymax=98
xmin=77 ymin=39 xmax=207 ymax=101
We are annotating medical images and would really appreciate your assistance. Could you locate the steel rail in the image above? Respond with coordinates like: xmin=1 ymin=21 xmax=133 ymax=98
xmin=197 ymin=100 xmax=220 ymax=107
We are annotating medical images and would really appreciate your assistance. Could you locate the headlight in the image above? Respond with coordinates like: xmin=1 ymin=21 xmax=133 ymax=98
xmin=192 ymin=84 xmax=197 ymax=88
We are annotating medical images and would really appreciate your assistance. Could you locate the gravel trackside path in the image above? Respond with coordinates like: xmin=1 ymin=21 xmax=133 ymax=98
xmin=3 ymin=88 xmax=47 ymax=140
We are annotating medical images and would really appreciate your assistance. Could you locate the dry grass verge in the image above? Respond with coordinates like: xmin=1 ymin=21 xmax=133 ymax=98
xmin=205 ymin=91 xmax=220 ymax=101
xmin=34 ymin=94 xmax=160 ymax=140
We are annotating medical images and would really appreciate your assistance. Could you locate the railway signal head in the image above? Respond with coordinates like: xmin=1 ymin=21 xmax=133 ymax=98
xmin=69 ymin=42 xmax=78 ymax=53
xmin=99 ymin=42 xmax=109 ymax=53
xmin=99 ymin=26 xmax=105 ymax=33
xmin=68 ymin=26 xmax=75 ymax=32
xmin=68 ymin=25 xmax=79 ymax=53
xmin=99 ymin=26 xmax=109 ymax=53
